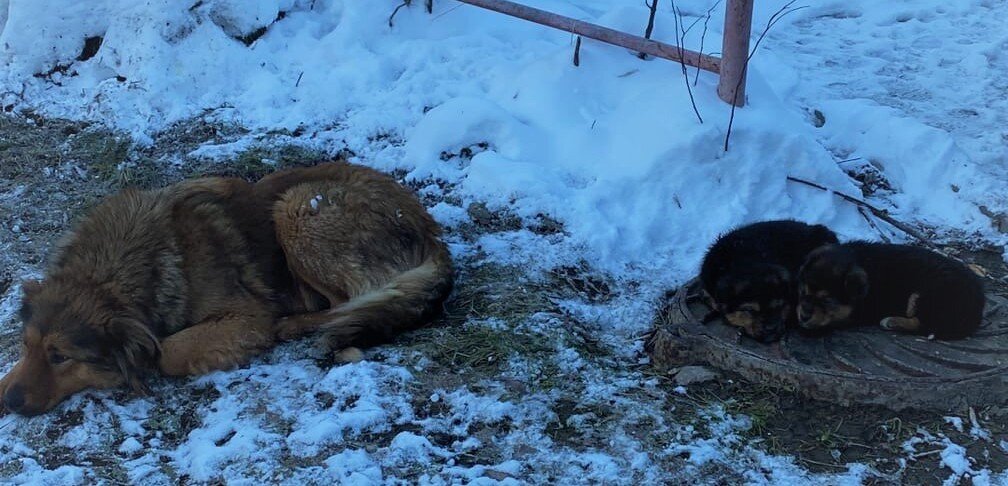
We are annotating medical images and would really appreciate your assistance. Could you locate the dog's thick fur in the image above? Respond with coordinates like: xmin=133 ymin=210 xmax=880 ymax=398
xmin=700 ymin=220 xmax=838 ymax=342
xmin=797 ymin=242 xmax=984 ymax=339
xmin=0 ymin=162 xmax=453 ymax=415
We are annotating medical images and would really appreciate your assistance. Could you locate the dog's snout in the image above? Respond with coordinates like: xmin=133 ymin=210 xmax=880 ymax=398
xmin=3 ymin=385 xmax=25 ymax=413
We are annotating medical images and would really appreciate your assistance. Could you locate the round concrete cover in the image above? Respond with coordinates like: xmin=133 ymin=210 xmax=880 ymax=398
xmin=647 ymin=278 xmax=1008 ymax=411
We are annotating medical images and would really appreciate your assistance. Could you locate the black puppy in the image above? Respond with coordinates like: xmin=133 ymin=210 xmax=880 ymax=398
xmin=700 ymin=220 xmax=838 ymax=342
xmin=797 ymin=242 xmax=985 ymax=339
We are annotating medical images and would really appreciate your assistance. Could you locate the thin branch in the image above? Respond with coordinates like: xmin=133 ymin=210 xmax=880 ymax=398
xmin=785 ymin=175 xmax=931 ymax=245
xmin=573 ymin=36 xmax=582 ymax=66
xmin=724 ymin=2 xmax=808 ymax=151
xmin=388 ymin=0 xmax=411 ymax=27
xmin=639 ymin=0 xmax=660 ymax=59
xmin=425 ymin=0 xmax=433 ymax=14
xmin=671 ymin=0 xmax=702 ymax=123
xmin=858 ymin=206 xmax=892 ymax=243
xmin=432 ymin=3 xmax=464 ymax=20
xmin=694 ymin=0 xmax=722 ymax=86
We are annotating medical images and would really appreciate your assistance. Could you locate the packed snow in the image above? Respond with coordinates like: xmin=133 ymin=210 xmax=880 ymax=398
xmin=1 ymin=0 xmax=1006 ymax=483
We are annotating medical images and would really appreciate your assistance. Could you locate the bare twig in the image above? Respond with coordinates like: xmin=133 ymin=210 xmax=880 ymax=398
xmin=425 ymin=0 xmax=433 ymax=13
xmin=695 ymin=0 xmax=722 ymax=86
xmin=858 ymin=206 xmax=892 ymax=243
xmin=911 ymin=449 xmax=943 ymax=459
xmin=785 ymin=175 xmax=931 ymax=245
xmin=671 ymin=0 xmax=703 ymax=123
xmin=388 ymin=0 xmax=412 ymax=27
xmin=724 ymin=1 xmax=807 ymax=151
xmin=639 ymin=0 xmax=660 ymax=59
xmin=432 ymin=3 xmax=464 ymax=21
xmin=573 ymin=36 xmax=582 ymax=66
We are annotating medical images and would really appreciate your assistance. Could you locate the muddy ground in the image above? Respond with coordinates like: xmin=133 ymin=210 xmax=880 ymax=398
xmin=1 ymin=112 xmax=1006 ymax=484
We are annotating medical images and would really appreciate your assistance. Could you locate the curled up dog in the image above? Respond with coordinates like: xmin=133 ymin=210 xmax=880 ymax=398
xmin=700 ymin=220 xmax=838 ymax=342
xmin=0 ymin=162 xmax=453 ymax=416
xmin=797 ymin=242 xmax=985 ymax=339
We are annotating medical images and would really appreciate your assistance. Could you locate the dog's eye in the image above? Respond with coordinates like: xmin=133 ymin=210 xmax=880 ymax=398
xmin=50 ymin=353 xmax=69 ymax=365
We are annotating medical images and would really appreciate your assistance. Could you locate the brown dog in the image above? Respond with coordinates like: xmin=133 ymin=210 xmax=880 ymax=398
xmin=0 ymin=162 xmax=453 ymax=415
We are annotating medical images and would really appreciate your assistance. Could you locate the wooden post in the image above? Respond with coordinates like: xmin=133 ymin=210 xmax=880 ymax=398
xmin=717 ymin=0 xmax=753 ymax=106
xmin=455 ymin=0 xmax=721 ymax=73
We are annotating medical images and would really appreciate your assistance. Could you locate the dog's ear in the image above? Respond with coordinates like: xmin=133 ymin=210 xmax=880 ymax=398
xmin=806 ymin=243 xmax=836 ymax=262
xmin=844 ymin=266 xmax=869 ymax=300
xmin=19 ymin=280 xmax=42 ymax=322
xmin=105 ymin=317 xmax=161 ymax=394
xmin=810 ymin=224 xmax=839 ymax=244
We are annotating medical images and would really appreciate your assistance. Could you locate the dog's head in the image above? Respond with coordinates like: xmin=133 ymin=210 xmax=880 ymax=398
xmin=796 ymin=245 xmax=868 ymax=330
xmin=707 ymin=263 xmax=794 ymax=343
xmin=1 ymin=279 xmax=160 ymax=416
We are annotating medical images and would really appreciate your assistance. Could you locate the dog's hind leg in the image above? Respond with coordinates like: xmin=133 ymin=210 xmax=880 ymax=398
xmin=271 ymin=181 xmax=417 ymax=342
xmin=159 ymin=312 xmax=274 ymax=376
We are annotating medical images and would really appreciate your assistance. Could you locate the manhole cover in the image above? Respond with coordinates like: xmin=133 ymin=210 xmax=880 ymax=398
xmin=647 ymin=278 xmax=1008 ymax=411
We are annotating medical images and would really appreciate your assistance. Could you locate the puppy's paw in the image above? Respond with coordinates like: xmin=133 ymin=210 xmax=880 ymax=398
xmin=906 ymin=293 xmax=920 ymax=318
xmin=879 ymin=316 xmax=921 ymax=332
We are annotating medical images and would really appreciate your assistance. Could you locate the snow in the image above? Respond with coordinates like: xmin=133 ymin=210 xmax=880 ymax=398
xmin=1 ymin=0 xmax=1007 ymax=483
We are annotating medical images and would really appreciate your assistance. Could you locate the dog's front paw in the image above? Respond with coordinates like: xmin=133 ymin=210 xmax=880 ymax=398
xmin=879 ymin=316 xmax=920 ymax=332
xmin=906 ymin=293 xmax=920 ymax=318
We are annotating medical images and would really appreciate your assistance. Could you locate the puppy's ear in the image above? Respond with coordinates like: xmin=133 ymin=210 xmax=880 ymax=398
xmin=19 ymin=280 xmax=42 ymax=322
xmin=105 ymin=317 xmax=161 ymax=394
xmin=811 ymin=224 xmax=839 ymax=244
xmin=804 ymin=244 xmax=833 ymax=266
xmin=844 ymin=266 xmax=869 ymax=300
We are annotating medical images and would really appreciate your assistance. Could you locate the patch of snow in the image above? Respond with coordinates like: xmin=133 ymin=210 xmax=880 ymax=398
xmin=944 ymin=416 xmax=964 ymax=432
xmin=323 ymin=448 xmax=384 ymax=484
xmin=118 ymin=437 xmax=142 ymax=455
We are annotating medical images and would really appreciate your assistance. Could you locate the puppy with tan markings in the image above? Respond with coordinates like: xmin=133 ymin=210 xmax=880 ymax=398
xmin=700 ymin=220 xmax=838 ymax=342
xmin=0 ymin=162 xmax=453 ymax=416
xmin=797 ymin=242 xmax=984 ymax=339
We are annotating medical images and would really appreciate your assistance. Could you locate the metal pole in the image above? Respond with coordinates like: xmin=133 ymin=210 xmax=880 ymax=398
xmin=455 ymin=0 xmax=721 ymax=74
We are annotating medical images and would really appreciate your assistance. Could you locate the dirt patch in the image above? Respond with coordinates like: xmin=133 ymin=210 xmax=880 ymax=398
xmin=655 ymin=371 xmax=1008 ymax=483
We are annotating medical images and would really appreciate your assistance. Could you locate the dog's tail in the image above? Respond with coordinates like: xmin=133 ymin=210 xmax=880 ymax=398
xmin=317 ymin=238 xmax=454 ymax=348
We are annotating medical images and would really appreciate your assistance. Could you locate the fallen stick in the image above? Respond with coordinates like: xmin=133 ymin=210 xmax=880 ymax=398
xmin=455 ymin=0 xmax=721 ymax=73
xmin=785 ymin=175 xmax=932 ymax=245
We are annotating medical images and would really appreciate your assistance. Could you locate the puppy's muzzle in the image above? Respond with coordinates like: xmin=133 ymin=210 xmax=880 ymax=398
xmin=797 ymin=302 xmax=814 ymax=328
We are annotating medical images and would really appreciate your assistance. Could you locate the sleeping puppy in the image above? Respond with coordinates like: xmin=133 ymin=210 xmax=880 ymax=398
xmin=797 ymin=242 xmax=985 ymax=339
xmin=700 ymin=220 xmax=838 ymax=342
